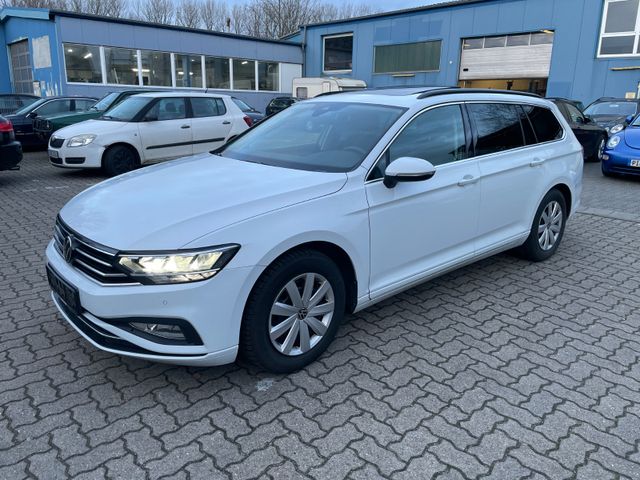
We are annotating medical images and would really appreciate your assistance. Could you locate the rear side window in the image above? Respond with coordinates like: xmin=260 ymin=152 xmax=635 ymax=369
xmin=523 ymin=105 xmax=563 ymax=142
xmin=468 ymin=103 xmax=524 ymax=156
xmin=191 ymin=97 xmax=225 ymax=118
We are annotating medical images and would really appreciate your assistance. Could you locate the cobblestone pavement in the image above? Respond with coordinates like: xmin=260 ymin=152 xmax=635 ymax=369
xmin=1 ymin=154 xmax=639 ymax=479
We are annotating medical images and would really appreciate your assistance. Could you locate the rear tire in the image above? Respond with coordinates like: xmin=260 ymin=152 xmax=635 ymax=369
xmin=515 ymin=189 xmax=567 ymax=262
xmin=102 ymin=145 xmax=139 ymax=177
xmin=240 ymin=249 xmax=346 ymax=373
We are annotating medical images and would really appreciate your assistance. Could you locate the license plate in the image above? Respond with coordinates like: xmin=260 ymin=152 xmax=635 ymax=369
xmin=47 ymin=265 xmax=81 ymax=315
xmin=48 ymin=149 xmax=59 ymax=159
xmin=631 ymin=160 xmax=640 ymax=168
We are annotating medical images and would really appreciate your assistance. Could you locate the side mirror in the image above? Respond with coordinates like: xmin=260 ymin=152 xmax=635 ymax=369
xmin=626 ymin=115 xmax=635 ymax=125
xmin=27 ymin=111 xmax=38 ymax=119
xmin=383 ymin=157 xmax=436 ymax=189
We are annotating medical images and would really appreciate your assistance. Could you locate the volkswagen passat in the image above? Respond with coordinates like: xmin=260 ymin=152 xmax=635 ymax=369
xmin=46 ymin=88 xmax=583 ymax=373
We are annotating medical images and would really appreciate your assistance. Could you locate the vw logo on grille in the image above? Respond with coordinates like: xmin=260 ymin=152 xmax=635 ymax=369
xmin=63 ymin=236 xmax=75 ymax=263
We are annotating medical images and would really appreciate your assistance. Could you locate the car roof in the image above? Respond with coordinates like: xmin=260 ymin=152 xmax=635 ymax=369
xmin=310 ymin=87 xmax=549 ymax=108
xmin=132 ymin=91 xmax=232 ymax=99
xmin=593 ymin=97 xmax=639 ymax=103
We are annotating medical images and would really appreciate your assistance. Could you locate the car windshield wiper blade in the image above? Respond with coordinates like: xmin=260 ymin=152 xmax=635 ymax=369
xmin=100 ymin=115 xmax=116 ymax=120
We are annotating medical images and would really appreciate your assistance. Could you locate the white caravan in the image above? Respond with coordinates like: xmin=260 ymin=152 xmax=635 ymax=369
xmin=292 ymin=77 xmax=367 ymax=99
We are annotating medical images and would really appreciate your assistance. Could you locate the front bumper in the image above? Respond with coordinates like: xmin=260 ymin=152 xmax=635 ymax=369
xmin=46 ymin=240 xmax=260 ymax=366
xmin=48 ymin=141 xmax=104 ymax=169
xmin=602 ymin=150 xmax=640 ymax=176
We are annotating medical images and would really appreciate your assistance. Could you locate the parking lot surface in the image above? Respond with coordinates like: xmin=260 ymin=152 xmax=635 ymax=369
xmin=1 ymin=153 xmax=639 ymax=479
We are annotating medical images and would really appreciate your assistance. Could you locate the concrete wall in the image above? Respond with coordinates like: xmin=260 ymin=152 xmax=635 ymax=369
xmin=302 ymin=0 xmax=640 ymax=105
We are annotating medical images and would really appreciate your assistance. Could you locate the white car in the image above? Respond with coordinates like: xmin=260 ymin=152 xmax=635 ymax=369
xmin=46 ymin=88 xmax=583 ymax=373
xmin=48 ymin=92 xmax=250 ymax=176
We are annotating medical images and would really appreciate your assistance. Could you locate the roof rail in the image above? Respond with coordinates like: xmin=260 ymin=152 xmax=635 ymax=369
xmin=417 ymin=88 xmax=542 ymax=100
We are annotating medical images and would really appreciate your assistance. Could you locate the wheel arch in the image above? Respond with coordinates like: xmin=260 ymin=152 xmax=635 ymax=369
xmin=101 ymin=142 xmax=142 ymax=168
xmin=551 ymin=183 xmax=572 ymax=217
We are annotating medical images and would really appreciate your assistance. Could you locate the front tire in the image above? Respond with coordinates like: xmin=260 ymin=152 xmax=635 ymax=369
xmin=102 ymin=145 xmax=139 ymax=177
xmin=515 ymin=189 xmax=567 ymax=262
xmin=589 ymin=135 xmax=606 ymax=162
xmin=240 ymin=249 xmax=346 ymax=373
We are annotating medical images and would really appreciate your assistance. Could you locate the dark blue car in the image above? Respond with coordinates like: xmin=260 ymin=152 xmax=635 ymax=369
xmin=602 ymin=115 xmax=640 ymax=177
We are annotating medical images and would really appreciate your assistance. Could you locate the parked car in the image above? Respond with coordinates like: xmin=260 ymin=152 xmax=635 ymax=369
xmin=265 ymin=97 xmax=300 ymax=116
xmin=549 ymin=98 xmax=607 ymax=161
xmin=584 ymin=97 xmax=640 ymax=134
xmin=6 ymin=96 xmax=97 ymax=147
xmin=602 ymin=114 xmax=640 ymax=178
xmin=34 ymin=90 xmax=154 ymax=142
xmin=45 ymin=88 xmax=582 ymax=372
xmin=0 ymin=94 xmax=40 ymax=116
xmin=0 ymin=116 xmax=23 ymax=171
xmin=231 ymin=97 xmax=264 ymax=126
xmin=48 ymin=92 xmax=251 ymax=176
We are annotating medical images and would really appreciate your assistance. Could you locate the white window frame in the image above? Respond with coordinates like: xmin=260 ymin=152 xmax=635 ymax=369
xmin=322 ymin=32 xmax=354 ymax=74
xmin=598 ymin=0 xmax=640 ymax=58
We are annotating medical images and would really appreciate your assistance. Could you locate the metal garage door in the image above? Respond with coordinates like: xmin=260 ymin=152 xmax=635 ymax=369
xmin=459 ymin=31 xmax=554 ymax=81
xmin=9 ymin=40 xmax=34 ymax=95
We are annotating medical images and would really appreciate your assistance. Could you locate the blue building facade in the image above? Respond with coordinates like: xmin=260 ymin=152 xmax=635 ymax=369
xmin=298 ymin=0 xmax=640 ymax=105
xmin=0 ymin=8 xmax=303 ymax=112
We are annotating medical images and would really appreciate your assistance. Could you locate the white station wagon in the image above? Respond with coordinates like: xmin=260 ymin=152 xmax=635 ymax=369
xmin=46 ymin=88 xmax=583 ymax=373
xmin=48 ymin=92 xmax=250 ymax=176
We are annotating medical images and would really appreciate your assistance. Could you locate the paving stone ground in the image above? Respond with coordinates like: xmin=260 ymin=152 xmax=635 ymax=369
xmin=1 ymin=154 xmax=639 ymax=480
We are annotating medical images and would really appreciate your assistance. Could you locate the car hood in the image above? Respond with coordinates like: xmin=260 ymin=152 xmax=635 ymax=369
xmin=589 ymin=114 xmax=627 ymax=128
xmin=4 ymin=114 xmax=29 ymax=126
xmin=54 ymin=119 xmax=131 ymax=139
xmin=59 ymin=153 xmax=348 ymax=250
xmin=43 ymin=110 xmax=101 ymax=123
xmin=623 ymin=127 xmax=640 ymax=149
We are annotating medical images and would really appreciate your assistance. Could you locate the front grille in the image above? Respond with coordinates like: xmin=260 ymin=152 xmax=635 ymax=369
xmin=50 ymin=137 xmax=64 ymax=148
xmin=53 ymin=218 xmax=139 ymax=286
xmin=34 ymin=117 xmax=51 ymax=132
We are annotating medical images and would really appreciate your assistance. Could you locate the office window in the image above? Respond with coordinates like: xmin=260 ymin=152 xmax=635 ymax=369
xmin=205 ymin=57 xmax=230 ymax=89
xmin=468 ymin=103 xmax=525 ymax=156
xmin=233 ymin=59 xmax=255 ymax=90
xmin=64 ymin=43 xmax=102 ymax=83
xmin=175 ymin=54 xmax=203 ymax=88
xmin=374 ymin=41 xmax=441 ymax=74
xmin=140 ymin=50 xmax=172 ymax=87
xmin=323 ymin=34 xmax=353 ymax=72
xmin=104 ymin=47 xmax=139 ymax=85
xmin=258 ymin=61 xmax=279 ymax=91
xmin=599 ymin=0 xmax=640 ymax=56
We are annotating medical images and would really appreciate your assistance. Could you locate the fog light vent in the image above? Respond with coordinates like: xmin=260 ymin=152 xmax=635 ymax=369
xmin=129 ymin=322 xmax=185 ymax=341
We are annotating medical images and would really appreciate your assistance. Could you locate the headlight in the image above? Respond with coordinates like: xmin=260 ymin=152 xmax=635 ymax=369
xmin=607 ymin=135 xmax=621 ymax=149
xmin=609 ymin=124 xmax=624 ymax=135
xmin=117 ymin=244 xmax=239 ymax=284
xmin=67 ymin=134 xmax=96 ymax=147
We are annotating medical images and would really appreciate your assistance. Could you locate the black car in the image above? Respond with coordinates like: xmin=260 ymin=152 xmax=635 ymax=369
xmin=6 ymin=96 xmax=97 ymax=147
xmin=265 ymin=97 xmax=300 ymax=116
xmin=232 ymin=97 xmax=264 ymax=126
xmin=584 ymin=97 xmax=640 ymax=134
xmin=0 ymin=116 xmax=23 ymax=171
xmin=549 ymin=98 xmax=608 ymax=162
xmin=0 ymin=94 xmax=39 ymax=116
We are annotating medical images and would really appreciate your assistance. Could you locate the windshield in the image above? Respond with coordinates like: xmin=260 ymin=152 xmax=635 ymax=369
xmin=232 ymin=98 xmax=253 ymax=112
xmin=14 ymin=98 xmax=47 ymax=115
xmin=91 ymin=92 xmax=120 ymax=111
xmin=220 ymin=101 xmax=406 ymax=172
xmin=585 ymin=101 xmax=638 ymax=117
xmin=99 ymin=96 xmax=152 ymax=121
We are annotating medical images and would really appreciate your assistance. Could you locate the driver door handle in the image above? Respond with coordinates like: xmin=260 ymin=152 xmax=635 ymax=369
xmin=222 ymin=120 xmax=231 ymax=125
xmin=530 ymin=158 xmax=545 ymax=167
xmin=458 ymin=175 xmax=478 ymax=187
xmin=180 ymin=124 xmax=190 ymax=129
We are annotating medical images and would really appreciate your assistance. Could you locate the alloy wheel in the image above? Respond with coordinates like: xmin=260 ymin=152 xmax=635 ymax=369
xmin=597 ymin=138 xmax=605 ymax=161
xmin=268 ymin=273 xmax=335 ymax=356
xmin=538 ymin=200 xmax=563 ymax=251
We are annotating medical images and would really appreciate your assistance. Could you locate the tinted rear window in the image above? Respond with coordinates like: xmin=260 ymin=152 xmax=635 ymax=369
xmin=525 ymin=106 xmax=563 ymax=143
xmin=468 ymin=103 xmax=524 ymax=156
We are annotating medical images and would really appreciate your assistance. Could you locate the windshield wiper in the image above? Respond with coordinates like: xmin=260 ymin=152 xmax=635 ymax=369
xmin=100 ymin=115 xmax=116 ymax=120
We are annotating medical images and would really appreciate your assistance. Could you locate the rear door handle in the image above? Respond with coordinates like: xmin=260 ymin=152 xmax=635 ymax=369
xmin=180 ymin=125 xmax=190 ymax=129
xmin=530 ymin=158 xmax=545 ymax=167
xmin=458 ymin=175 xmax=478 ymax=187
xmin=222 ymin=120 xmax=231 ymax=125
